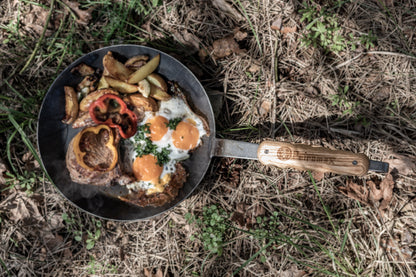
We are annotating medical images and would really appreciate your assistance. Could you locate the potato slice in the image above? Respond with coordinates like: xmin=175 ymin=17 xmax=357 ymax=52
xmin=103 ymin=51 xmax=132 ymax=81
xmin=62 ymin=86 xmax=79 ymax=124
xmin=127 ymin=54 xmax=160 ymax=84
xmin=79 ymin=88 xmax=119 ymax=112
xmin=137 ymin=79 xmax=151 ymax=98
xmin=104 ymin=76 xmax=139 ymax=93
xmin=71 ymin=63 xmax=95 ymax=76
xmin=127 ymin=93 xmax=157 ymax=112
xmin=150 ymin=84 xmax=171 ymax=101
xmin=97 ymin=76 xmax=109 ymax=90
xmin=125 ymin=55 xmax=149 ymax=69
xmin=146 ymin=73 xmax=168 ymax=92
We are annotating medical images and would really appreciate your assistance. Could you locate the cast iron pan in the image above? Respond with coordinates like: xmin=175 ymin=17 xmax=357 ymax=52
xmin=38 ymin=45 xmax=389 ymax=221
xmin=38 ymin=45 xmax=216 ymax=221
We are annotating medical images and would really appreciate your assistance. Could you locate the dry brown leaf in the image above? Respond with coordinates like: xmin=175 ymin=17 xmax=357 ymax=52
xmin=248 ymin=63 xmax=260 ymax=73
xmin=0 ymin=157 xmax=8 ymax=186
xmin=21 ymin=5 xmax=56 ymax=37
xmin=381 ymin=238 xmax=413 ymax=261
xmin=198 ymin=48 xmax=209 ymax=63
xmin=280 ymin=26 xmax=297 ymax=35
xmin=173 ymin=30 xmax=200 ymax=53
xmin=231 ymin=211 xmax=246 ymax=227
xmin=63 ymin=0 xmax=93 ymax=25
xmin=312 ymin=171 xmax=325 ymax=181
xmin=144 ymin=268 xmax=163 ymax=277
xmin=259 ymin=100 xmax=271 ymax=116
xmin=271 ymin=18 xmax=282 ymax=31
xmin=233 ymin=28 xmax=247 ymax=41
xmin=280 ymin=265 xmax=307 ymax=277
xmin=385 ymin=155 xmax=415 ymax=175
xmin=5 ymin=191 xmax=44 ymax=225
xmin=212 ymin=36 xmax=243 ymax=59
xmin=338 ymin=180 xmax=370 ymax=205
xmin=212 ymin=0 xmax=244 ymax=21
xmin=339 ymin=174 xmax=394 ymax=213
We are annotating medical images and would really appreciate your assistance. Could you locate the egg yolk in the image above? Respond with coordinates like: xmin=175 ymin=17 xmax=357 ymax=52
xmin=172 ymin=121 xmax=199 ymax=150
xmin=147 ymin=115 xmax=168 ymax=141
xmin=132 ymin=154 xmax=163 ymax=183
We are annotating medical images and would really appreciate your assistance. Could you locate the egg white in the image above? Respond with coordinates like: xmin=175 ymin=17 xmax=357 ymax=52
xmin=127 ymin=96 xmax=207 ymax=193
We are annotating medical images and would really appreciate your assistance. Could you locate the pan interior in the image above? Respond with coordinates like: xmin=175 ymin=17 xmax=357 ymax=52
xmin=37 ymin=45 xmax=215 ymax=221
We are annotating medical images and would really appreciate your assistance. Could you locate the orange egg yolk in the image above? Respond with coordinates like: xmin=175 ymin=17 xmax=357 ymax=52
xmin=147 ymin=115 xmax=168 ymax=141
xmin=132 ymin=154 xmax=163 ymax=183
xmin=172 ymin=121 xmax=199 ymax=150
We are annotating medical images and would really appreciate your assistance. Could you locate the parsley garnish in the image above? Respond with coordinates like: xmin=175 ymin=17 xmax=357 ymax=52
xmin=165 ymin=117 xmax=182 ymax=130
xmin=133 ymin=124 xmax=171 ymax=166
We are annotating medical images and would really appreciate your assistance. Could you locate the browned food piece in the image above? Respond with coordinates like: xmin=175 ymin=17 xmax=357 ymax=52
xmin=103 ymin=51 xmax=132 ymax=81
xmin=126 ymin=93 xmax=157 ymax=112
xmin=62 ymin=86 xmax=79 ymax=124
xmin=79 ymin=88 xmax=119 ymax=112
xmin=118 ymin=163 xmax=187 ymax=207
xmin=125 ymin=55 xmax=149 ymax=69
xmin=104 ymin=76 xmax=139 ymax=93
xmin=66 ymin=126 xmax=135 ymax=185
xmin=146 ymin=73 xmax=168 ymax=92
xmin=71 ymin=63 xmax=95 ymax=76
xmin=127 ymin=54 xmax=160 ymax=84
xmin=149 ymin=84 xmax=171 ymax=101
xmin=137 ymin=79 xmax=151 ymax=97
xmin=72 ymin=111 xmax=96 ymax=129
xmin=77 ymin=75 xmax=99 ymax=94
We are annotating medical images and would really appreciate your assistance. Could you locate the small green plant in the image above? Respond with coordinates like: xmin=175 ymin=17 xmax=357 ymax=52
xmin=330 ymin=85 xmax=361 ymax=115
xmin=299 ymin=2 xmax=346 ymax=53
xmin=360 ymin=30 xmax=377 ymax=50
xmin=186 ymin=205 xmax=229 ymax=256
xmin=87 ymin=255 xmax=118 ymax=274
xmin=62 ymin=213 xmax=102 ymax=250
xmin=4 ymin=171 xmax=42 ymax=196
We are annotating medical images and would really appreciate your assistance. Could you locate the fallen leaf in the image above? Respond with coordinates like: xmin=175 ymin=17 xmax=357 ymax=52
xmin=280 ymin=265 xmax=307 ymax=277
xmin=21 ymin=5 xmax=56 ymax=37
xmin=338 ymin=180 xmax=370 ymax=205
xmin=0 ymin=157 xmax=8 ymax=186
xmin=271 ymin=18 xmax=282 ymax=31
xmin=233 ymin=28 xmax=247 ymax=41
xmin=62 ymin=0 xmax=93 ymax=25
xmin=144 ymin=268 xmax=163 ymax=277
xmin=280 ymin=26 xmax=297 ymax=35
xmin=198 ymin=48 xmax=209 ymax=63
xmin=173 ymin=30 xmax=200 ymax=53
xmin=381 ymin=238 xmax=413 ymax=261
xmin=385 ymin=154 xmax=415 ymax=175
xmin=212 ymin=0 xmax=244 ymax=21
xmin=312 ymin=171 xmax=325 ymax=181
xmin=339 ymin=174 xmax=394 ymax=214
xmin=4 ymin=191 xmax=44 ymax=225
xmin=212 ymin=36 xmax=243 ymax=59
xmin=248 ymin=63 xmax=260 ymax=73
xmin=259 ymin=100 xmax=271 ymax=116
xmin=231 ymin=211 xmax=245 ymax=227
xmin=402 ymin=229 xmax=414 ymax=244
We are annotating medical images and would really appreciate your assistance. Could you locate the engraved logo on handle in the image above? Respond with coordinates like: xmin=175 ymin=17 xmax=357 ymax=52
xmin=275 ymin=146 xmax=336 ymax=164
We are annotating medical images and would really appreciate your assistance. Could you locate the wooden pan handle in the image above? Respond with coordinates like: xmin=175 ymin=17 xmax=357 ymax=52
xmin=257 ymin=141 xmax=370 ymax=176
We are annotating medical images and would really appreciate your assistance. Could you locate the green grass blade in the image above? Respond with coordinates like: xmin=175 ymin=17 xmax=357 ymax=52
xmin=232 ymin=240 xmax=273 ymax=276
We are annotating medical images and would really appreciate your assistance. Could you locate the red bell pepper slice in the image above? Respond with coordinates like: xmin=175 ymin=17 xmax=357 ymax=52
xmin=89 ymin=94 xmax=137 ymax=139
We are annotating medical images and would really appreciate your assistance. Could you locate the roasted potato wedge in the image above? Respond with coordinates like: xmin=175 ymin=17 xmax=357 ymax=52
xmin=71 ymin=63 xmax=95 ymax=76
xmin=137 ymin=79 xmax=151 ymax=98
xmin=125 ymin=55 xmax=149 ymax=69
xmin=104 ymin=76 xmax=139 ymax=93
xmin=150 ymin=84 xmax=171 ymax=101
xmin=79 ymin=88 xmax=119 ymax=112
xmin=127 ymin=93 xmax=157 ymax=112
xmin=127 ymin=54 xmax=160 ymax=84
xmin=97 ymin=76 xmax=109 ymax=90
xmin=62 ymin=86 xmax=79 ymax=124
xmin=103 ymin=51 xmax=132 ymax=81
xmin=146 ymin=73 xmax=167 ymax=92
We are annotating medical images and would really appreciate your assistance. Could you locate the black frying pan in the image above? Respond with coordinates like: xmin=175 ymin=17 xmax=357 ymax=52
xmin=38 ymin=45 xmax=388 ymax=221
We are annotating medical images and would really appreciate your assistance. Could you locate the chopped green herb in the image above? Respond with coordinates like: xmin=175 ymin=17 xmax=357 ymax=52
xmin=165 ymin=117 xmax=182 ymax=130
xmin=133 ymin=124 xmax=171 ymax=165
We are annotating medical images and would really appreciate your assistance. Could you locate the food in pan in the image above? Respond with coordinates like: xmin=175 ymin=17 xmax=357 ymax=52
xmin=63 ymin=51 xmax=209 ymax=207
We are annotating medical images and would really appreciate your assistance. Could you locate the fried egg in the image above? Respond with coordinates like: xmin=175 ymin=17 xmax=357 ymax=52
xmin=127 ymin=96 xmax=207 ymax=194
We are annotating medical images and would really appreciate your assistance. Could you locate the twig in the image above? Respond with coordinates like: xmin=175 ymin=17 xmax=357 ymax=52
xmin=19 ymin=0 xmax=56 ymax=74
xmin=335 ymin=51 xmax=416 ymax=69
